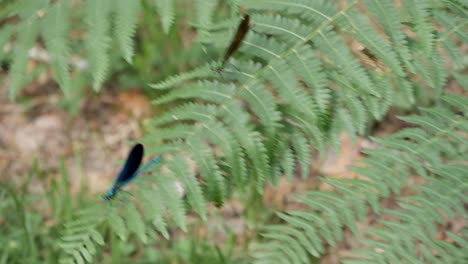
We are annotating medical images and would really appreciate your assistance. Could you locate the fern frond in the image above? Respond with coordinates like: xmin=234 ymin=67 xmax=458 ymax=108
xmin=241 ymin=32 xmax=288 ymax=62
xmin=243 ymin=0 xmax=337 ymax=25
xmin=140 ymin=3 xmax=466 ymax=262
xmin=138 ymin=188 xmax=169 ymax=239
xmin=237 ymin=81 xmax=282 ymax=136
xmin=41 ymin=1 xmax=71 ymax=97
xmin=433 ymin=10 xmax=468 ymax=43
xmin=352 ymin=163 xmax=468 ymax=263
xmin=187 ymin=136 xmax=225 ymax=206
xmin=167 ymin=156 xmax=207 ymax=220
xmin=153 ymin=170 xmax=187 ymax=232
xmin=123 ymin=202 xmax=147 ymax=243
xmin=250 ymin=131 xmax=271 ymax=192
xmin=442 ymin=93 xmax=468 ymax=113
xmin=262 ymin=225 xmax=310 ymax=263
xmin=441 ymin=35 xmax=465 ymax=70
xmin=403 ymin=0 xmax=434 ymax=56
xmin=251 ymin=14 xmax=310 ymax=44
xmin=341 ymin=9 xmax=405 ymax=77
xmin=201 ymin=120 xmax=247 ymax=189
xmin=193 ymin=0 xmax=217 ymax=40
xmin=392 ymin=77 xmax=415 ymax=106
xmin=151 ymin=80 xmax=236 ymax=105
xmin=107 ymin=209 xmax=127 ymax=240
xmin=262 ymin=60 xmax=318 ymax=122
xmin=86 ymin=0 xmax=112 ymax=91
xmin=114 ymin=0 xmax=140 ymax=63
xmin=285 ymin=45 xmax=329 ymax=111
xmin=58 ymin=204 xmax=105 ymax=263
xmin=291 ymin=132 xmax=311 ymax=179
xmin=279 ymin=140 xmax=295 ymax=181
xmin=363 ymin=0 xmax=413 ymax=71
xmin=151 ymin=102 xmax=218 ymax=126
xmin=366 ymin=73 xmax=394 ymax=120
xmin=149 ymin=63 xmax=213 ymax=89
xmin=252 ymin=97 xmax=467 ymax=263
xmin=221 ymin=102 xmax=271 ymax=189
xmin=413 ymin=49 xmax=448 ymax=97
xmin=314 ymin=28 xmax=379 ymax=97
xmin=8 ymin=21 xmax=38 ymax=100
xmin=153 ymin=0 xmax=175 ymax=34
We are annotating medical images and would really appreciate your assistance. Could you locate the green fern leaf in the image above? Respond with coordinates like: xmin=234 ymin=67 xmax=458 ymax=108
xmin=114 ymin=0 xmax=140 ymax=63
xmin=152 ymin=81 xmax=235 ymax=105
xmin=41 ymin=1 xmax=71 ymax=97
xmin=280 ymin=141 xmax=295 ymax=181
xmin=187 ymin=136 xmax=225 ymax=206
xmin=238 ymin=81 xmax=282 ymax=137
xmin=123 ymin=202 xmax=147 ymax=243
xmin=72 ymin=250 xmax=84 ymax=264
xmin=167 ymin=156 xmax=207 ymax=220
xmin=291 ymin=132 xmax=311 ymax=179
xmin=262 ymin=225 xmax=310 ymax=263
xmin=251 ymin=14 xmax=310 ymax=44
xmin=9 ymin=21 xmax=38 ymax=100
xmin=107 ymin=210 xmax=128 ymax=240
xmin=89 ymin=229 xmax=104 ymax=246
xmin=277 ymin=212 xmax=322 ymax=256
xmin=363 ymin=0 xmax=414 ymax=71
xmin=440 ymin=37 xmax=464 ymax=70
xmin=433 ymin=10 xmax=467 ymax=43
xmin=149 ymin=63 xmax=213 ymax=89
xmin=242 ymin=0 xmax=337 ymax=25
xmin=442 ymin=93 xmax=468 ymax=113
xmin=403 ymin=0 xmax=434 ymax=56
xmin=221 ymin=103 xmax=271 ymax=188
xmin=285 ymin=45 xmax=330 ymax=111
xmin=395 ymin=77 xmax=415 ymax=105
xmin=194 ymin=0 xmax=217 ymax=40
xmin=367 ymin=73 xmax=394 ymax=120
xmin=86 ymin=0 xmax=112 ymax=91
xmin=154 ymin=171 xmax=187 ymax=231
xmin=151 ymin=102 xmax=218 ymax=126
xmin=286 ymin=110 xmax=325 ymax=155
xmin=202 ymin=120 xmax=247 ymax=189
xmin=250 ymin=132 xmax=271 ymax=192
xmin=262 ymin=60 xmax=318 ymax=123
xmin=315 ymin=28 xmax=379 ymax=97
xmin=151 ymin=123 xmax=194 ymax=141
xmin=344 ymin=93 xmax=367 ymax=135
xmin=452 ymin=72 xmax=468 ymax=90
xmin=154 ymin=0 xmax=175 ymax=34
xmin=138 ymin=189 xmax=169 ymax=239
xmin=343 ymin=9 xmax=405 ymax=77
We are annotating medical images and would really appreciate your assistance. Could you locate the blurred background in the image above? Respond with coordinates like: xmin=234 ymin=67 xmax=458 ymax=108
xmin=0 ymin=0 xmax=466 ymax=263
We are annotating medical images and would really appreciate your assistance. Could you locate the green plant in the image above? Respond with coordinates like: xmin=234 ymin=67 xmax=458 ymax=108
xmin=144 ymin=0 xmax=467 ymax=263
xmin=0 ymin=0 xmax=199 ymax=101
xmin=2 ymin=0 xmax=466 ymax=263
xmin=251 ymin=94 xmax=467 ymax=263
xmin=0 ymin=159 xmax=86 ymax=263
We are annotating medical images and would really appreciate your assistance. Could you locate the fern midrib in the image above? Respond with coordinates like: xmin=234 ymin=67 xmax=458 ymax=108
xmin=264 ymin=0 xmax=332 ymax=21
xmin=254 ymin=21 xmax=306 ymax=41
